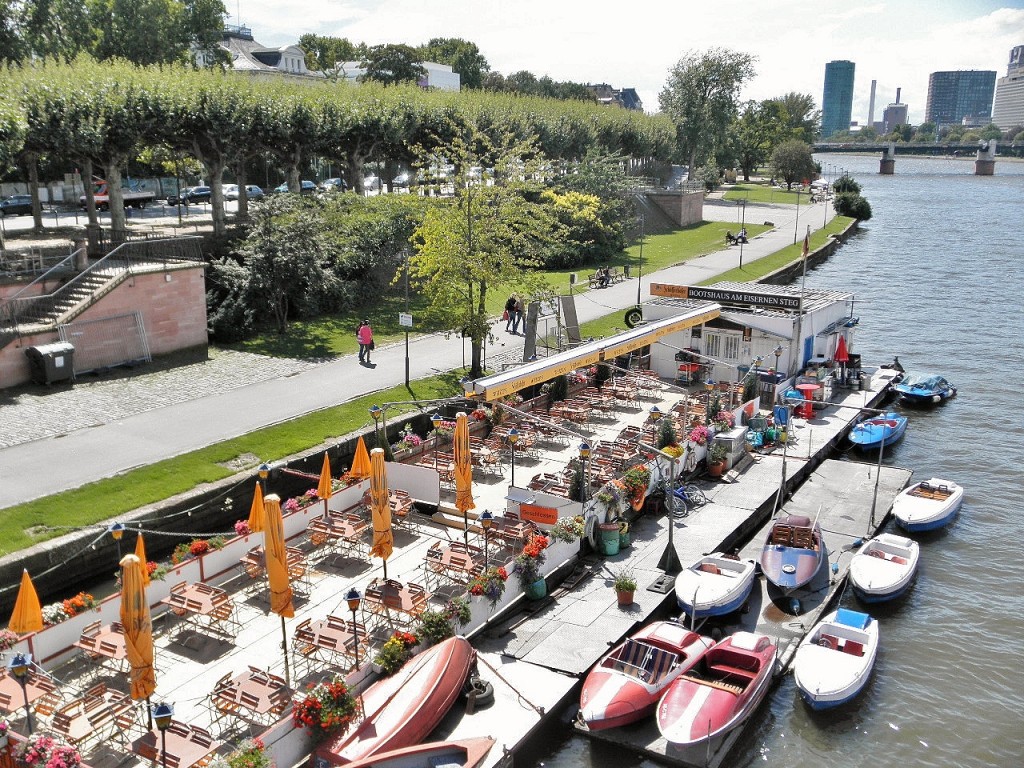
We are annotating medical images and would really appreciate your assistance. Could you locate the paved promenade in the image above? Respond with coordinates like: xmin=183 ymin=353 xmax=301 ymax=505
xmin=0 ymin=196 xmax=834 ymax=509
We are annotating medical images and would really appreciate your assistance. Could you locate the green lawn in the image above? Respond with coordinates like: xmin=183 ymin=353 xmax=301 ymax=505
xmin=723 ymin=183 xmax=810 ymax=205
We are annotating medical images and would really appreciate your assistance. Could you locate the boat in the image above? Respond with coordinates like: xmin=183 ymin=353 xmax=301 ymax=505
xmin=656 ymin=631 xmax=777 ymax=747
xmin=892 ymin=478 xmax=964 ymax=532
xmin=893 ymin=373 xmax=957 ymax=405
xmin=314 ymin=636 xmax=477 ymax=766
xmin=759 ymin=514 xmax=825 ymax=593
xmin=848 ymin=412 xmax=908 ymax=450
xmin=849 ymin=533 xmax=920 ymax=602
xmin=336 ymin=737 xmax=495 ymax=768
xmin=675 ymin=554 xmax=757 ymax=618
xmin=578 ymin=620 xmax=713 ymax=730
xmin=792 ymin=608 xmax=879 ymax=710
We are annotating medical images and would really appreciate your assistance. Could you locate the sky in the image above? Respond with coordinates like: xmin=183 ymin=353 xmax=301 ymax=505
xmin=232 ymin=0 xmax=1024 ymax=125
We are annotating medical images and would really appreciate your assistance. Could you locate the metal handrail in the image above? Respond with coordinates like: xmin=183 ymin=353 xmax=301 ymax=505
xmin=6 ymin=252 xmax=79 ymax=302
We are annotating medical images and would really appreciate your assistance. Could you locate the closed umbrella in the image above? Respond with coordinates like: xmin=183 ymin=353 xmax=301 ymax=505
xmin=317 ymin=454 xmax=334 ymax=515
xmin=835 ymin=335 xmax=850 ymax=381
xmin=246 ymin=481 xmax=265 ymax=533
xmin=119 ymin=554 xmax=156 ymax=712
xmin=8 ymin=569 xmax=42 ymax=634
xmin=351 ymin=436 xmax=372 ymax=479
xmin=263 ymin=494 xmax=294 ymax=687
xmin=453 ymin=412 xmax=475 ymax=546
xmin=134 ymin=533 xmax=150 ymax=587
xmin=368 ymin=447 xmax=393 ymax=578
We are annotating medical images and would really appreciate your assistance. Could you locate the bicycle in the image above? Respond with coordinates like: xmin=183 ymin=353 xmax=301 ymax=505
xmin=668 ymin=482 xmax=708 ymax=519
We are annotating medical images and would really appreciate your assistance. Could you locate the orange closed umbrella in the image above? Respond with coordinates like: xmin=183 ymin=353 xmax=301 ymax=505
xmin=263 ymin=494 xmax=294 ymax=687
xmin=351 ymin=436 xmax=372 ymax=479
xmin=453 ymin=412 xmax=475 ymax=546
xmin=317 ymin=454 xmax=333 ymax=514
xmin=247 ymin=481 xmax=266 ymax=533
xmin=134 ymin=534 xmax=150 ymax=587
xmin=119 ymin=554 xmax=156 ymax=702
xmin=369 ymin=448 xmax=393 ymax=577
xmin=8 ymin=569 xmax=42 ymax=634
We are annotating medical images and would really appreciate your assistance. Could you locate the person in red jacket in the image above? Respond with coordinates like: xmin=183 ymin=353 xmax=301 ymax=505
xmin=357 ymin=320 xmax=374 ymax=364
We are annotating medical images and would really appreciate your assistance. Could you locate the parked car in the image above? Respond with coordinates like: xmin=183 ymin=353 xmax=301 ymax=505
xmin=167 ymin=186 xmax=211 ymax=205
xmin=319 ymin=177 xmax=346 ymax=192
xmin=224 ymin=184 xmax=264 ymax=201
xmin=391 ymin=172 xmax=411 ymax=188
xmin=273 ymin=180 xmax=317 ymax=195
xmin=0 ymin=194 xmax=33 ymax=216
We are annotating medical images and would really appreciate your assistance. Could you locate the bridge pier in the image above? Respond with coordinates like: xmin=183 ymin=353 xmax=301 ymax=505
xmin=975 ymin=140 xmax=997 ymax=175
xmin=879 ymin=143 xmax=895 ymax=175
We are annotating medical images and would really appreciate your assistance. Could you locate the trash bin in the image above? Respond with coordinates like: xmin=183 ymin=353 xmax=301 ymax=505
xmin=598 ymin=523 xmax=621 ymax=556
xmin=25 ymin=341 xmax=75 ymax=385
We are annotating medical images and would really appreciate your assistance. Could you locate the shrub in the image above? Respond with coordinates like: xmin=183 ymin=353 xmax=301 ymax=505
xmin=657 ymin=417 xmax=677 ymax=449
xmin=612 ymin=566 xmax=638 ymax=592
xmin=415 ymin=609 xmax=456 ymax=646
xmin=833 ymin=192 xmax=872 ymax=220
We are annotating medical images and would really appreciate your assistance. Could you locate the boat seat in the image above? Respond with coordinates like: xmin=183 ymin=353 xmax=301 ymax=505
xmin=772 ymin=526 xmax=793 ymax=546
xmin=843 ymin=640 xmax=864 ymax=657
xmin=792 ymin=529 xmax=815 ymax=549
xmin=698 ymin=563 xmax=721 ymax=575
xmin=890 ymin=555 xmax=908 ymax=565
xmin=817 ymin=634 xmax=839 ymax=650
xmin=614 ymin=639 xmax=649 ymax=677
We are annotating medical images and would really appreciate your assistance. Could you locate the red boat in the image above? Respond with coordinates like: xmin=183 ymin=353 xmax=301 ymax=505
xmin=334 ymin=737 xmax=495 ymax=768
xmin=314 ymin=636 xmax=477 ymax=766
xmin=579 ymin=620 xmax=713 ymax=730
xmin=656 ymin=632 xmax=776 ymax=747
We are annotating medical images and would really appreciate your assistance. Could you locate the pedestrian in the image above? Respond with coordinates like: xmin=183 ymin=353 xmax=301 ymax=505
xmin=513 ymin=296 xmax=525 ymax=334
xmin=599 ymin=265 xmax=611 ymax=288
xmin=504 ymin=295 xmax=516 ymax=332
xmin=356 ymin=319 xmax=374 ymax=364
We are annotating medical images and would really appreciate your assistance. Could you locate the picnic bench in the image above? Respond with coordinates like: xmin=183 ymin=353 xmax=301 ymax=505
xmin=161 ymin=582 xmax=240 ymax=644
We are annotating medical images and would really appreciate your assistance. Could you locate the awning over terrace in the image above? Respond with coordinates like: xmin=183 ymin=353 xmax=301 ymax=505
xmin=466 ymin=304 xmax=721 ymax=402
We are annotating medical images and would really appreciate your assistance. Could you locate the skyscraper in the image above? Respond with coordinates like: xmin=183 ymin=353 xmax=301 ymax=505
xmin=925 ymin=70 xmax=996 ymax=128
xmin=992 ymin=45 xmax=1024 ymax=131
xmin=821 ymin=61 xmax=856 ymax=138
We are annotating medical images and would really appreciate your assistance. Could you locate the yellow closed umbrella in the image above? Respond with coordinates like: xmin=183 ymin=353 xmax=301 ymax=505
xmin=351 ymin=436 xmax=372 ymax=479
xmin=368 ymin=447 xmax=393 ymax=578
xmin=119 ymin=554 xmax=156 ymax=704
xmin=247 ymin=481 xmax=266 ymax=533
xmin=134 ymin=534 xmax=150 ymax=587
xmin=453 ymin=411 xmax=475 ymax=546
xmin=317 ymin=454 xmax=333 ymax=515
xmin=8 ymin=569 xmax=42 ymax=634
xmin=263 ymin=494 xmax=294 ymax=687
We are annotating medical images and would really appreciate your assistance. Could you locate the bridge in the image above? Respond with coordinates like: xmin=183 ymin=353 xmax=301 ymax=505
xmin=812 ymin=140 xmax=1010 ymax=175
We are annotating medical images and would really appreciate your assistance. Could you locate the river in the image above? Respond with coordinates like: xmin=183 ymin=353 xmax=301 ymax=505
xmin=532 ymin=153 xmax=1024 ymax=768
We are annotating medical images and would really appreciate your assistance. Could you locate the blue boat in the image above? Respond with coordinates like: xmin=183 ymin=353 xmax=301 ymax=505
xmin=893 ymin=373 xmax=957 ymax=406
xmin=848 ymin=412 xmax=907 ymax=450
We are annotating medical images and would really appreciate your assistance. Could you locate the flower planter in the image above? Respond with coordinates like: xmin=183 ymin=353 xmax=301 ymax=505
xmin=708 ymin=461 xmax=727 ymax=478
xmin=524 ymin=579 xmax=547 ymax=601
xmin=598 ymin=523 xmax=621 ymax=556
xmin=616 ymin=589 xmax=634 ymax=606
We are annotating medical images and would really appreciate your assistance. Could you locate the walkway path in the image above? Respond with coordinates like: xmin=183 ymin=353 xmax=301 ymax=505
xmin=0 ymin=197 xmax=834 ymax=509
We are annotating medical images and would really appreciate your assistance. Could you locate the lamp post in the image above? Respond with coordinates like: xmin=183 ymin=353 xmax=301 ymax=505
xmin=649 ymin=404 xmax=662 ymax=444
xmin=345 ymin=588 xmax=362 ymax=670
xmin=108 ymin=522 xmax=125 ymax=560
xmin=153 ymin=702 xmax=174 ymax=768
xmin=430 ymin=411 xmax=443 ymax=469
xmin=656 ymin=450 xmax=683 ymax=575
xmin=258 ymin=463 xmax=270 ymax=494
xmin=738 ymin=200 xmax=746 ymax=268
xmin=793 ymin=188 xmax=801 ymax=244
xmin=8 ymin=653 xmax=31 ymax=734
xmin=479 ymin=510 xmax=493 ymax=570
xmin=705 ymin=377 xmax=716 ymax=416
xmin=370 ymin=404 xmax=383 ymax=451
xmin=636 ymin=212 xmax=645 ymax=306
xmin=507 ymin=428 xmax=518 ymax=487
xmin=578 ymin=442 xmax=591 ymax=503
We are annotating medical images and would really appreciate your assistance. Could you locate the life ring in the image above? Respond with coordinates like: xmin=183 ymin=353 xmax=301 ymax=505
xmin=624 ymin=307 xmax=644 ymax=328
xmin=462 ymin=675 xmax=494 ymax=707
xmin=585 ymin=515 xmax=600 ymax=551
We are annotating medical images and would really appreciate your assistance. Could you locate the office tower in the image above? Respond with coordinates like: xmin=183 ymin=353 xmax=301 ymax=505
xmin=882 ymin=89 xmax=909 ymax=133
xmin=925 ymin=70 xmax=997 ymax=127
xmin=822 ymin=60 xmax=856 ymax=138
xmin=992 ymin=45 xmax=1024 ymax=131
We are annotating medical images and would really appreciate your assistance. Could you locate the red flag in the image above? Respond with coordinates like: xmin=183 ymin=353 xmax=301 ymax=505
xmin=802 ymin=230 xmax=810 ymax=260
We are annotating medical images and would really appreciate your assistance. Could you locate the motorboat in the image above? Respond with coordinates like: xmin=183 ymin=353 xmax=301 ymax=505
xmin=893 ymin=373 xmax=957 ymax=405
xmin=656 ymin=631 xmax=776 ymax=747
xmin=578 ymin=620 xmax=713 ymax=730
xmin=675 ymin=554 xmax=757 ymax=618
xmin=760 ymin=514 xmax=825 ymax=593
xmin=848 ymin=412 xmax=908 ymax=451
xmin=314 ymin=636 xmax=477 ymax=766
xmin=337 ymin=737 xmax=495 ymax=768
xmin=849 ymin=533 xmax=920 ymax=602
xmin=892 ymin=478 xmax=964 ymax=532
xmin=792 ymin=608 xmax=879 ymax=710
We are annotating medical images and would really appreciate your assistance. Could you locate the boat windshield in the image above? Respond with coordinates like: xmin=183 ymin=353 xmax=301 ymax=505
xmin=901 ymin=373 xmax=945 ymax=389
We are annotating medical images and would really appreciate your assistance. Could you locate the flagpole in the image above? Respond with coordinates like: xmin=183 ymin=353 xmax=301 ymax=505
xmin=790 ymin=225 xmax=811 ymax=378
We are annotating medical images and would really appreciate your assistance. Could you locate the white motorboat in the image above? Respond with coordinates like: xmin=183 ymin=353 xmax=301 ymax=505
xmin=792 ymin=608 xmax=878 ymax=710
xmin=892 ymin=478 xmax=963 ymax=532
xmin=675 ymin=554 xmax=757 ymax=618
xmin=849 ymin=533 xmax=920 ymax=603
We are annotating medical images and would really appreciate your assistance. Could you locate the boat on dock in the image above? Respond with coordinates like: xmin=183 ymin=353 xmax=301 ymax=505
xmin=759 ymin=514 xmax=825 ymax=593
xmin=578 ymin=620 xmax=713 ymax=731
xmin=337 ymin=737 xmax=496 ymax=768
xmin=792 ymin=608 xmax=878 ymax=710
xmin=314 ymin=636 xmax=477 ymax=766
xmin=674 ymin=554 xmax=757 ymax=618
xmin=892 ymin=478 xmax=964 ymax=531
xmin=893 ymin=373 xmax=957 ymax=406
xmin=656 ymin=631 xmax=777 ymax=747
xmin=849 ymin=533 xmax=920 ymax=602
xmin=848 ymin=412 xmax=908 ymax=451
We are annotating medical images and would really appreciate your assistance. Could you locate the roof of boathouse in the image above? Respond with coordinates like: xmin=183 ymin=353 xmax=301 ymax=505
xmin=648 ymin=281 xmax=855 ymax=318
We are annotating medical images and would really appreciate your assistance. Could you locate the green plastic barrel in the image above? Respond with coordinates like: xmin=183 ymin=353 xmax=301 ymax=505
xmin=599 ymin=523 xmax=621 ymax=556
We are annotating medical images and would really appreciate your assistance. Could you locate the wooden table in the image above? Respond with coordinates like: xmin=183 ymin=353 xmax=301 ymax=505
xmin=160 ymin=581 xmax=240 ymax=643
xmin=50 ymin=682 xmax=135 ymax=750
xmin=362 ymin=578 xmax=430 ymax=630
xmin=292 ymin=615 xmax=365 ymax=674
xmin=74 ymin=620 xmax=128 ymax=673
xmin=239 ymin=545 xmax=310 ymax=595
xmin=423 ymin=541 xmax=483 ymax=589
xmin=208 ymin=666 xmax=291 ymax=728
xmin=488 ymin=517 xmax=538 ymax=552
xmin=307 ymin=511 xmax=369 ymax=560
xmin=131 ymin=720 xmax=220 ymax=768
xmin=0 ymin=666 xmax=60 ymax=717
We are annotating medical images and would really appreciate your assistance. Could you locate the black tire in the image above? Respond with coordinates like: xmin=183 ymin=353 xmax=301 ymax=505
xmin=624 ymin=307 xmax=643 ymax=328
xmin=462 ymin=675 xmax=494 ymax=707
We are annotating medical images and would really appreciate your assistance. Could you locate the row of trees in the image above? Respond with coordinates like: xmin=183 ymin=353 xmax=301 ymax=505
xmin=827 ymin=121 xmax=1022 ymax=145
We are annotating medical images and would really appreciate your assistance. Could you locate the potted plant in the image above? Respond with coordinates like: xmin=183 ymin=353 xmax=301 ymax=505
xmin=372 ymin=630 xmax=419 ymax=675
xmin=514 ymin=533 xmax=549 ymax=600
xmin=620 ymin=466 xmax=651 ymax=511
xmin=293 ymin=678 xmax=360 ymax=737
xmin=224 ymin=737 xmax=274 ymax=768
xmin=707 ymin=442 xmax=729 ymax=477
xmin=612 ymin=567 xmax=638 ymax=606
xmin=467 ymin=566 xmax=509 ymax=608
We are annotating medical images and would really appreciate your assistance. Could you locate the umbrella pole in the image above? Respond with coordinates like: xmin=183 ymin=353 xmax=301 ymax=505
xmin=383 ymin=560 xmax=388 ymax=579
xmin=147 ymin=695 xmax=152 ymax=729
xmin=280 ymin=616 xmax=291 ymax=689
xmin=463 ymin=511 xmax=469 ymax=547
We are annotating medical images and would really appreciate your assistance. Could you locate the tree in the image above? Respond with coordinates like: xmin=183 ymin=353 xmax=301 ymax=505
xmin=299 ymin=34 xmax=364 ymax=81
xmin=408 ymin=129 xmax=558 ymax=378
xmin=834 ymin=192 xmax=871 ymax=220
xmin=19 ymin=0 xmax=92 ymax=61
xmin=360 ymin=44 xmax=426 ymax=86
xmin=659 ymin=48 xmax=757 ymax=177
xmin=0 ymin=0 xmax=26 ymax=62
xmin=979 ymin=123 xmax=1002 ymax=140
xmin=419 ymin=37 xmax=489 ymax=89
xmin=769 ymin=92 xmax=820 ymax=142
xmin=733 ymin=99 xmax=788 ymax=180
xmin=770 ymin=138 xmax=816 ymax=190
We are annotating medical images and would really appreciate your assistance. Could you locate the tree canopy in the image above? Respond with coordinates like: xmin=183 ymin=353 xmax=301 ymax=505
xmin=770 ymin=138 xmax=816 ymax=190
xmin=359 ymin=44 xmax=426 ymax=86
xmin=419 ymin=37 xmax=489 ymax=89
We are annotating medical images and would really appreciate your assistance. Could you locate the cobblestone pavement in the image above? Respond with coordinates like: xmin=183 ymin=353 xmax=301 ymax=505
xmin=0 ymin=348 xmax=316 ymax=449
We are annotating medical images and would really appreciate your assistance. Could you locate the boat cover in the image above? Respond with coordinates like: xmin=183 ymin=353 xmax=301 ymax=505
xmin=835 ymin=608 xmax=871 ymax=629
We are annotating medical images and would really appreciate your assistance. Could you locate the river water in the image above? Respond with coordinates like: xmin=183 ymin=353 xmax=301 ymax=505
xmin=534 ymin=154 xmax=1024 ymax=768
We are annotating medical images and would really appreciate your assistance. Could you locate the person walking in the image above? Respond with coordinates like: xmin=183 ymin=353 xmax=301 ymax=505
xmin=504 ymin=295 xmax=517 ymax=332
xmin=356 ymin=319 xmax=374 ymax=365
xmin=512 ymin=296 xmax=525 ymax=334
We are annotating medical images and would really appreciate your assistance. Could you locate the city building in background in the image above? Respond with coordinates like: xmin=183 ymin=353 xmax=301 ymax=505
xmin=925 ymin=70 xmax=996 ymax=128
xmin=586 ymin=84 xmax=643 ymax=111
xmin=992 ymin=45 xmax=1024 ymax=131
xmin=821 ymin=60 xmax=856 ymax=138
xmin=882 ymin=88 xmax=909 ymax=133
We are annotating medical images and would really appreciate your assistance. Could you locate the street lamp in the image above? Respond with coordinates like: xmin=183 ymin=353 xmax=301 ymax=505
xmin=479 ymin=510 xmax=493 ymax=569
xmin=794 ymin=188 xmax=802 ymax=244
xmin=705 ymin=377 xmax=716 ymax=415
xmin=507 ymin=428 xmax=519 ymax=487
xmin=738 ymin=200 xmax=746 ymax=268
xmin=108 ymin=522 xmax=125 ymax=560
xmin=8 ymin=653 xmax=31 ymax=734
xmin=258 ymin=463 xmax=270 ymax=493
xmin=153 ymin=702 xmax=174 ymax=768
xmin=578 ymin=442 xmax=591 ymax=502
xmin=636 ymin=212 xmax=645 ymax=306
xmin=345 ymin=588 xmax=362 ymax=670
xmin=656 ymin=451 xmax=683 ymax=576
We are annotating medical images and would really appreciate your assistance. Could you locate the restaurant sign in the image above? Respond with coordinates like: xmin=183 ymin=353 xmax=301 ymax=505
xmin=519 ymin=504 xmax=559 ymax=526
xmin=650 ymin=283 xmax=801 ymax=311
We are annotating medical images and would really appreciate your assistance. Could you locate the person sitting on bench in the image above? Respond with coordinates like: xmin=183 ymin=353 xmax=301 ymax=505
xmin=599 ymin=265 xmax=611 ymax=288
xmin=725 ymin=231 xmax=738 ymax=246
xmin=737 ymin=227 xmax=748 ymax=244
